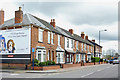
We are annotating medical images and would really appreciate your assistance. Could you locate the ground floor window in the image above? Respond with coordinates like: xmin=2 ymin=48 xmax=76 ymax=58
xmin=81 ymin=54 xmax=85 ymax=62
xmin=87 ymin=55 xmax=91 ymax=62
xmin=57 ymin=52 xmax=64 ymax=64
xmin=51 ymin=51 xmax=54 ymax=61
xmin=76 ymin=54 xmax=80 ymax=62
xmin=36 ymin=49 xmax=46 ymax=62
xmin=66 ymin=54 xmax=73 ymax=63
xmin=48 ymin=50 xmax=50 ymax=60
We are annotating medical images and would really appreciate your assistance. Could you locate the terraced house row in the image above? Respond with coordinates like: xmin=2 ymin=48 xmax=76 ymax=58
xmin=0 ymin=7 xmax=102 ymax=69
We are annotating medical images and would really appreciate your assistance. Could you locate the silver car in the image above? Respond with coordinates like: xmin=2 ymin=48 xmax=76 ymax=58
xmin=113 ymin=57 xmax=120 ymax=64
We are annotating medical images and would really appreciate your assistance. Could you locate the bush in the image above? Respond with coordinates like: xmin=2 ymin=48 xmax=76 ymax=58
xmin=39 ymin=62 xmax=46 ymax=66
xmin=52 ymin=61 xmax=56 ymax=65
xmin=91 ymin=57 xmax=100 ymax=62
xmin=47 ymin=60 xmax=52 ymax=65
xmin=34 ymin=59 xmax=38 ymax=63
xmin=34 ymin=63 xmax=39 ymax=66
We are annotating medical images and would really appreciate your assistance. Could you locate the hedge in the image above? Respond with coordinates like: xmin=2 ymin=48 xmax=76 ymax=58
xmin=34 ymin=59 xmax=56 ymax=66
xmin=91 ymin=57 xmax=100 ymax=62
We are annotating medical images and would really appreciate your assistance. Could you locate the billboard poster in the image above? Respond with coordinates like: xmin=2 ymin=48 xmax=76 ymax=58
xmin=0 ymin=28 xmax=30 ymax=54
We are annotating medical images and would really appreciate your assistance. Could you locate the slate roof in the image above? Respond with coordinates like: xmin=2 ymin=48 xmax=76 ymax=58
xmin=88 ymin=40 xmax=102 ymax=48
xmin=56 ymin=26 xmax=93 ymax=46
xmin=0 ymin=13 xmax=96 ymax=46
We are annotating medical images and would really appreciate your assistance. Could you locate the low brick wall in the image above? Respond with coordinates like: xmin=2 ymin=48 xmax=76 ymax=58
xmin=1 ymin=63 xmax=31 ymax=70
xmin=31 ymin=65 xmax=60 ymax=70
xmin=61 ymin=64 xmax=81 ymax=68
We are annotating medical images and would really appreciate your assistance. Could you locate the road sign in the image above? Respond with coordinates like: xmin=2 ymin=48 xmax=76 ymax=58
xmin=32 ymin=48 xmax=35 ymax=53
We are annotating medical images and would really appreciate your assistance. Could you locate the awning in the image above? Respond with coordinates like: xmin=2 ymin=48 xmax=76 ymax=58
xmin=65 ymin=49 xmax=75 ymax=54
xmin=56 ymin=46 xmax=64 ymax=52
xmin=36 ymin=46 xmax=46 ymax=49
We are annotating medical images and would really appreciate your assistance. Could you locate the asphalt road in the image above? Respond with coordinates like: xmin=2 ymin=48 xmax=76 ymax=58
xmin=2 ymin=64 xmax=119 ymax=78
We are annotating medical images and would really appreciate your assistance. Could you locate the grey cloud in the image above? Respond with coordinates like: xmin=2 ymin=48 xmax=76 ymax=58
xmin=17 ymin=2 xmax=117 ymax=25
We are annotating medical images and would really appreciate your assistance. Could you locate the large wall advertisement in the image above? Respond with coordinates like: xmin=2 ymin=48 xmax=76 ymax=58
xmin=0 ymin=28 xmax=30 ymax=54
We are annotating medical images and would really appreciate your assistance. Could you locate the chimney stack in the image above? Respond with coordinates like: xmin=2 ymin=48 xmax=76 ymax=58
xmin=50 ymin=19 xmax=56 ymax=28
xmin=69 ymin=29 xmax=73 ymax=34
xmin=92 ymin=39 xmax=95 ymax=42
xmin=0 ymin=9 xmax=4 ymax=25
xmin=15 ymin=7 xmax=23 ymax=23
xmin=85 ymin=35 xmax=88 ymax=40
xmin=81 ymin=32 xmax=85 ymax=39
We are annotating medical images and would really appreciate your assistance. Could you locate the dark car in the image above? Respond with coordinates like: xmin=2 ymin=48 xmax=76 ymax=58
xmin=109 ymin=59 xmax=115 ymax=64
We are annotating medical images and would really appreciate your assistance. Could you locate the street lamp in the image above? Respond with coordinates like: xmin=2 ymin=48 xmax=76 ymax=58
xmin=99 ymin=29 xmax=107 ymax=63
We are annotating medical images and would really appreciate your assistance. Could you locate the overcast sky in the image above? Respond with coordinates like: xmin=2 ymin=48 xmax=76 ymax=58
xmin=0 ymin=0 xmax=119 ymax=54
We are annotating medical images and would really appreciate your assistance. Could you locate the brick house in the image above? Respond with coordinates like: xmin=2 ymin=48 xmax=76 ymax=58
xmin=0 ymin=7 xmax=101 ymax=69
xmin=88 ymin=40 xmax=102 ymax=58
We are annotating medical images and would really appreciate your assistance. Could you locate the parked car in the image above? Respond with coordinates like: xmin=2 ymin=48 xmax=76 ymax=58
xmin=109 ymin=59 xmax=115 ymax=64
xmin=113 ymin=59 xmax=119 ymax=64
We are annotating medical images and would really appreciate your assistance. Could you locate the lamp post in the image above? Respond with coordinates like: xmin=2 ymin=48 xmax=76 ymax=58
xmin=99 ymin=29 xmax=107 ymax=64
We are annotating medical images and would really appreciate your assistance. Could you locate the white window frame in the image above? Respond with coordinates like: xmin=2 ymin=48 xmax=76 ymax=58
xmin=88 ymin=45 xmax=89 ymax=52
xmin=76 ymin=41 xmax=78 ymax=50
xmin=71 ymin=40 xmax=73 ymax=48
xmin=58 ymin=35 xmax=61 ymax=46
xmin=48 ymin=31 xmax=50 ymax=44
xmin=91 ymin=46 xmax=93 ymax=52
xmin=48 ymin=50 xmax=50 ymax=60
xmin=67 ymin=38 xmax=69 ymax=48
xmin=51 ymin=32 xmax=54 ymax=44
xmin=38 ymin=28 xmax=43 ymax=42
xmin=73 ymin=40 xmax=75 ymax=48
xmin=84 ymin=44 xmax=86 ymax=51
xmin=36 ymin=49 xmax=46 ymax=62
xmin=82 ymin=43 xmax=83 ymax=51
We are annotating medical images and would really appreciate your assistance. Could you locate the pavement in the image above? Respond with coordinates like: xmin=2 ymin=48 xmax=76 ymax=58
xmin=1 ymin=64 xmax=119 ymax=78
xmin=2 ymin=64 xmax=106 ymax=73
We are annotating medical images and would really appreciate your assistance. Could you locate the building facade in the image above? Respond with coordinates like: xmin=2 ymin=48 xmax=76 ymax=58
xmin=0 ymin=7 xmax=102 ymax=69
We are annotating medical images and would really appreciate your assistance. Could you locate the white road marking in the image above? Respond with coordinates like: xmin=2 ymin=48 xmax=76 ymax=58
xmin=10 ymin=74 xmax=20 ymax=76
xmin=81 ymin=72 xmax=94 ymax=78
xmin=97 ymin=70 xmax=101 ymax=71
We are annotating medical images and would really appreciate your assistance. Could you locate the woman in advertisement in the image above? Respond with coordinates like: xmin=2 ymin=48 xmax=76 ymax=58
xmin=0 ymin=34 xmax=7 ymax=53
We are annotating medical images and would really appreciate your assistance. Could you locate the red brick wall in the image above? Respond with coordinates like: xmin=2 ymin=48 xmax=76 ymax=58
xmin=31 ymin=26 xmax=65 ymax=63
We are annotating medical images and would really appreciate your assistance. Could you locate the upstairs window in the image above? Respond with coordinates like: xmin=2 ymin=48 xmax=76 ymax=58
xmin=82 ymin=43 xmax=83 ymax=51
xmin=76 ymin=41 xmax=78 ymax=50
xmin=84 ymin=44 xmax=86 ymax=51
xmin=58 ymin=35 xmax=60 ymax=46
xmin=71 ymin=40 xmax=73 ymax=48
xmin=67 ymin=38 xmax=69 ymax=48
xmin=48 ymin=31 xmax=50 ymax=43
xmin=51 ymin=32 xmax=54 ymax=44
xmin=91 ymin=46 xmax=93 ymax=52
xmin=38 ymin=29 xmax=43 ymax=42
xmin=73 ymin=40 xmax=75 ymax=48
xmin=88 ymin=45 xmax=89 ymax=52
